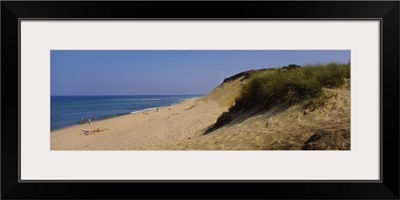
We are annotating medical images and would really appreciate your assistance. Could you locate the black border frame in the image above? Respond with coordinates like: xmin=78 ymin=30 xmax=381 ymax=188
xmin=2 ymin=1 xmax=399 ymax=199
xmin=17 ymin=18 xmax=383 ymax=184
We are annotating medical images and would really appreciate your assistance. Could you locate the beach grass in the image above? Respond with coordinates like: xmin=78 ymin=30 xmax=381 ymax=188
xmin=213 ymin=62 xmax=350 ymax=129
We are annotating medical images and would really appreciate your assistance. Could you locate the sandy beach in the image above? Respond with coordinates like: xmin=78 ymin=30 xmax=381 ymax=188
xmin=51 ymin=75 xmax=350 ymax=150
xmin=51 ymin=97 xmax=227 ymax=150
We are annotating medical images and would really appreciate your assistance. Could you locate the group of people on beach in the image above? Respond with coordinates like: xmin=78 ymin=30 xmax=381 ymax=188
xmin=80 ymin=116 xmax=96 ymax=125
xmin=82 ymin=128 xmax=103 ymax=135
xmin=79 ymin=108 xmax=160 ymax=126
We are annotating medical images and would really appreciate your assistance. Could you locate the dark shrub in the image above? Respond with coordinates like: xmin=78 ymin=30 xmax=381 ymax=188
xmin=214 ymin=112 xmax=232 ymax=129
xmin=282 ymin=64 xmax=301 ymax=71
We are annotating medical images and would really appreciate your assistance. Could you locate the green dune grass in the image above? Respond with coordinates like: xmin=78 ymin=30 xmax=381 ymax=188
xmin=212 ymin=62 xmax=350 ymax=130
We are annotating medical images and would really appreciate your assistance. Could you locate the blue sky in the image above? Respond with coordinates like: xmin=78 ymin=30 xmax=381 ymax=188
xmin=51 ymin=50 xmax=350 ymax=96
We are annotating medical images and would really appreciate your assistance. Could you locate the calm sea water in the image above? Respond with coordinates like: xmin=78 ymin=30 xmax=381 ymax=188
xmin=51 ymin=95 xmax=202 ymax=130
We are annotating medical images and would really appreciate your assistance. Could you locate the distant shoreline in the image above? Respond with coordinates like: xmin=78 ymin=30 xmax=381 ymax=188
xmin=50 ymin=97 xmax=202 ymax=131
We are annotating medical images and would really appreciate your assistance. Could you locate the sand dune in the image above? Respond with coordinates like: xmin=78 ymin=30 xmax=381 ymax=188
xmin=51 ymin=74 xmax=350 ymax=150
xmin=168 ymin=86 xmax=350 ymax=150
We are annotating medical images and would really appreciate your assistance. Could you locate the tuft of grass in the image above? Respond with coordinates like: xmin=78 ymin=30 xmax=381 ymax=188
xmin=230 ymin=62 xmax=350 ymax=113
xmin=214 ymin=112 xmax=232 ymax=129
xmin=205 ymin=111 xmax=232 ymax=134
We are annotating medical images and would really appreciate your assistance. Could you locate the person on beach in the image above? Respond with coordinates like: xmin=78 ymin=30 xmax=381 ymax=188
xmin=80 ymin=118 xmax=84 ymax=124
xmin=94 ymin=116 xmax=96 ymax=122
xmin=88 ymin=119 xmax=91 ymax=125
xmin=157 ymin=108 xmax=159 ymax=112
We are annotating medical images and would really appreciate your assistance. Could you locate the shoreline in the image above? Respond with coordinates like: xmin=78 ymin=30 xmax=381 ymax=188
xmin=51 ymin=96 xmax=228 ymax=150
xmin=50 ymin=97 xmax=202 ymax=132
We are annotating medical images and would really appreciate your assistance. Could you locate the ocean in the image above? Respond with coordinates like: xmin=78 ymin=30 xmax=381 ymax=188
xmin=51 ymin=95 xmax=203 ymax=130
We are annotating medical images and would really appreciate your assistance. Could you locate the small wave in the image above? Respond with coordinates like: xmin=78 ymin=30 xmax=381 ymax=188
xmin=140 ymin=99 xmax=161 ymax=101
xmin=131 ymin=107 xmax=158 ymax=114
xmin=114 ymin=112 xmax=130 ymax=116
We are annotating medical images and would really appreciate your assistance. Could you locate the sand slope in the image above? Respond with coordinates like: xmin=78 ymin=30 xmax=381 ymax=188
xmin=51 ymin=75 xmax=350 ymax=150
xmin=169 ymin=86 xmax=350 ymax=150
